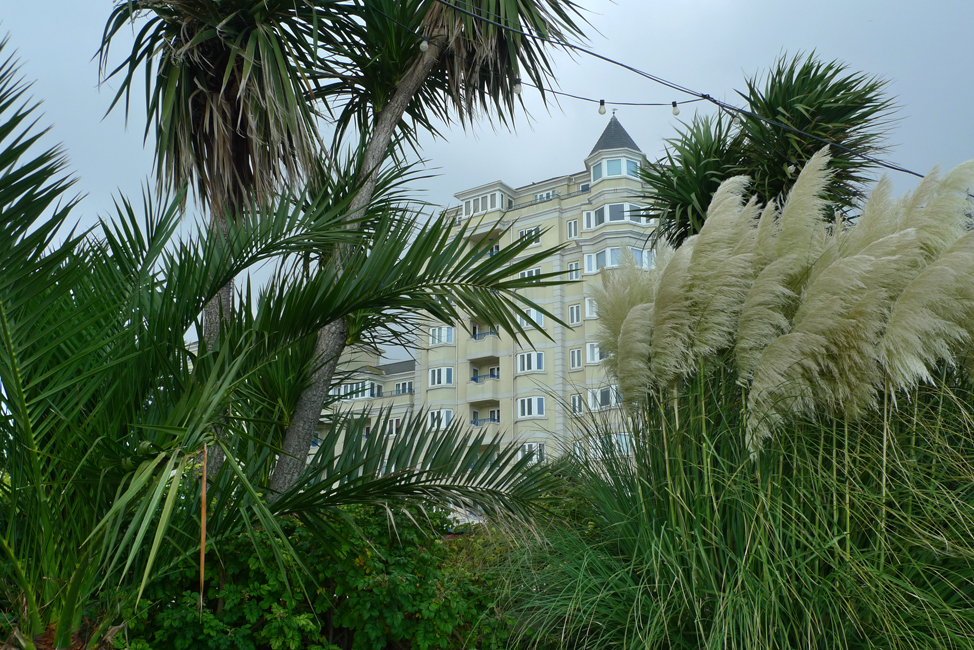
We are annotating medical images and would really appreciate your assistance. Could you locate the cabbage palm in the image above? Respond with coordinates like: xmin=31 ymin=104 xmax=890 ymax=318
xmin=99 ymin=0 xmax=354 ymax=343
xmin=278 ymin=0 xmax=587 ymax=494
xmin=0 ymin=43 xmax=564 ymax=646
xmin=642 ymin=53 xmax=893 ymax=246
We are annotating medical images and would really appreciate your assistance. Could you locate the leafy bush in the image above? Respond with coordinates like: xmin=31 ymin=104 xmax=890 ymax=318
xmin=115 ymin=506 xmax=515 ymax=650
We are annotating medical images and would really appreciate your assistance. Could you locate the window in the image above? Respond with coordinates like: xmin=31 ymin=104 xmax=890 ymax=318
xmin=572 ymin=440 xmax=586 ymax=457
xmin=588 ymin=385 xmax=622 ymax=411
xmin=471 ymin=408 xmax=479 ymax=423
xmin=567 ymin=219 xmax=578 ymax=239
xmin=390 ymin=417 xmax=402 ymax=436
xmin=519 ymin=267 xmax=542 ymax=281
xmin=585 ymin=247 xmax=621 ymax=273
xmin=586 ymin=342 xmax=604 ymax=363
xmin=627 ymin=159 xmax=640 ymax=177
xmin=517 ymin=396 xmax=546 ymax=419
xmin=517 ymin=351 xmax=545 ymax=373
xmin=594 ymin=206 xmax=605 ymax=227
xmin=571 ymin=393 xmax=584 ymax=414
xmin=591 ymin=162 xmax=603 ymax=182
xmin=429 ymin=326 xmax=454 ymax=345
xmin=490 ymin=193 xmax=497 ymax=209
xmin=568 ymin=304 xmax=581 ymax=325
xmin=488 ymin=243 xmax=500 ymax=257
xmin=568 ymin=261 xmax=580 ymax=281
xmin=519 ymin=442 xmax=546 ymax=465
xmin=517 ymin=309 xmax=544 ymax=328
xmin=615 ymin=433 xmax=633 ymax=456
xmin=628 ymin=204 xmax=643 ymax=223
xmin=428 ymin=366 xmax=454 ymax=387
xmin=488 ymin=408 xmax=500 ymax=423
xmin=580 ymin=183 xmax=590 ymax=192
xmin=488 ymin=365 xmax=500 ymax=378
xmin=464 ymin=200 xmax=471 ymax=216
xmin=395 ymin=381 xmax=413 ymax=395
xmin=534 ymin=191 xmax=553 ymax=201
xmin=606 ymin=158 xmax=622 ymax=176
xmin=585 ymin=298 xmax=598 ymax=318
xmin=428 ymin=409 xmax=453 ymax=429
xmin=472 ymin=197 xmax=480 ymax=213
xmin=583 ymin=211 xmax=594 ymax=230
xmin=518 ymin=227 xmax=541 ymax=245
xmin=609 ymin=203 xmax=625 ymax=221
xmin=569 ymin=348 xmax=583 ymax=369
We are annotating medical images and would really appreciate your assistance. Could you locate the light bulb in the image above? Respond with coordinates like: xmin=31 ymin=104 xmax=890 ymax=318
xmin=671 ymin=101 xmax=680 ymax=117
xmin=598 ymin=99 xmax=606 ymax=115
xmin=513 ymin=78 xmax=522 ymax=95
xmin=419 ymin=39 xmax=429 ymax=52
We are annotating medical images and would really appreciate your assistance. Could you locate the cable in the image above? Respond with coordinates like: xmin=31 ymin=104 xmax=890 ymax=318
xmin=431 ymin=0 xmax=926 ymax=179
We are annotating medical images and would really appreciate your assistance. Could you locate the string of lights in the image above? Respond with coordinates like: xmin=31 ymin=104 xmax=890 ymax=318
xmin=429 ymin=0 xmax=926 ymax=179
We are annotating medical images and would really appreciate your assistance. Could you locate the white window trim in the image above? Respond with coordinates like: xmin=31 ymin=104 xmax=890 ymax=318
xmin=429 ymin=326 xmax=455 ymax=346
xmin=588 ymin=385 xmax=622 ymax=411
xmin=567 ymin=219 xmax=578 ymax=239
xmin=517 ymin=309 xmax=544 ymax=329
xmin=517 ymin=396 xmax=546 ymax=420
xmin=569 ymin=348 xmax=583 ymax=370
xmin=428 ymin=409 xmax=454 ymax=429
xmin=518 ymin=227 xmax=541 ymax=246
xmin=516 ymin=351 xmax=545 ymax=374
xmin=585 ymin=298 xmax=598 ymax=319
xmin=568 ymin=261 xmax=580 ymax=281
xmin=570 ymin=393 xmax=585 ymax=415
xmin=586 ymin=342 xmax=603 ymax=364
xmin=519 ymin=442 xmax=546 ymax=465
xmin=428 ymin=366 xmax=455 ymax=387
xmin=568 ymin=304 xmax=581 ymax=326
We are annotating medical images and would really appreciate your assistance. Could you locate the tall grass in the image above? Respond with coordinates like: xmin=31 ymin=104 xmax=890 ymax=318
xmin=506 ymin=151 xmax=974 ymax=649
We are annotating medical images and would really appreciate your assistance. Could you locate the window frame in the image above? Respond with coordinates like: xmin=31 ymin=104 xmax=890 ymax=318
xmin=569 ymin=348 xmax=583 ymax=370
xmin=568 ymin=304 xmax=581 ymax=325
xmin=567 ymin=219 xmax=578 ymax=239
xmin=586 ymin=342 xmax=603 ymax=364
xmin=517 ymin=396 xmax=546 ymax=419
xmin=570 ymin=393 xmax=584 ymax=415
xmin=428 ymin=366 xmax=454 ymax=387
xmin=516 ymin=351 xmax=545 ymax=373
xmin=429 ymin=326 xmax=455 ymax=346
xmin=568 ymin=261 xmax=580 ymax=281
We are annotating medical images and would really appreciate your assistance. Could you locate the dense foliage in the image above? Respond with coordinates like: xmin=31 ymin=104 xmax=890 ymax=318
xmin=113 ymin=507 xmax=515 ymax=650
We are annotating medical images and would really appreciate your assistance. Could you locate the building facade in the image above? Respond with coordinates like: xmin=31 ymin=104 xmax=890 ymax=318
xmin=326 ymin=117 xmax=654 ymax=461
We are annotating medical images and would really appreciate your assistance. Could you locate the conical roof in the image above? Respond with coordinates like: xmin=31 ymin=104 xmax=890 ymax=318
xmin=589 ymin=115 xmax=641 ymax=156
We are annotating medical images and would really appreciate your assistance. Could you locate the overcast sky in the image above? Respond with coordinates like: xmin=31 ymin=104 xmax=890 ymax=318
xmin=2 ymin=1 xmax=972 ymax=230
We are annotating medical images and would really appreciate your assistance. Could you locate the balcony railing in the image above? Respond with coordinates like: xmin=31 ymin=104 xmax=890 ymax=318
xmin=470 ymin=330 xmax=499 ymax=341
xmin=392 ymin=388 xmax=415 ymax=395
xmin=470 ymin=373 xmax=500 ymax=384
xmin=470 ymin=417 xmax=501 ymax=427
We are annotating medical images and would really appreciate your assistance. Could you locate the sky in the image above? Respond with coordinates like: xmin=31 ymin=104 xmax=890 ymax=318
xmin=1 ymin=1 xmax=972 ymax=242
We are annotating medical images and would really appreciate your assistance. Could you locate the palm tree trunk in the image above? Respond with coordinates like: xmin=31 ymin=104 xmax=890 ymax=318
xmin=270 ymin=40 xmax=445 ymax=496
xmin=204 ymin=202 xmax=233 ymax=477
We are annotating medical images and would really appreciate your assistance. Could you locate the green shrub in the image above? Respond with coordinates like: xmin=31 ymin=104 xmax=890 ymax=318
xmin=115 ymin=506 xmax=515 ymax=650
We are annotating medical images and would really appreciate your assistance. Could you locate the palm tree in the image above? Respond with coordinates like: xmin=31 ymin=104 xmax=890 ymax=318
xmin=99 ymin=0 xmax=353 ymax=344
xmin=642 ymin=53 xmax=893 ymax=246
xmin=1 ymin=41 xmax=565 ymax=645
xmin=276 ymin=0 xmax=588 ymax=495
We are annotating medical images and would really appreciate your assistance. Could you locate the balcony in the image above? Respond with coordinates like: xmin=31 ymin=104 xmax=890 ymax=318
xmin=467 ymin=375 xmax=500 ymax=402
xmin=468 ymin=331 xmax=502 ymax=359
xmin=470 ymin=417 xmax=501 ymax=428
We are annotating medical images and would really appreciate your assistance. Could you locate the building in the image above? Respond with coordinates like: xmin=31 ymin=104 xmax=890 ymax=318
xmin=326 ymin=116 xmax=654 ymax=461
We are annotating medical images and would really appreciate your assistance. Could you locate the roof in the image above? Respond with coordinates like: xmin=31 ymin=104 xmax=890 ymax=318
xmin=378 ymin=359 xmax=416 ymax=376
xmin=589 ymin=115 xmax=642 ymax=156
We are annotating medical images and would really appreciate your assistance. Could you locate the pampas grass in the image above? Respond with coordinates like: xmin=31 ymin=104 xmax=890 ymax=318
xmin=519 ymin=153 xmax=974 ymax=650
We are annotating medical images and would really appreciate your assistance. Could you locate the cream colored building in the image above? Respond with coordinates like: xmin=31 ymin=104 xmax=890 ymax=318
xmin=326 ymin=117 xmax=653 ymax=461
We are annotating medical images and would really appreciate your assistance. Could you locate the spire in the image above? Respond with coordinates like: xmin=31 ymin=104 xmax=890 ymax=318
xmin=589 ymin=115 xmax=641 ymax=156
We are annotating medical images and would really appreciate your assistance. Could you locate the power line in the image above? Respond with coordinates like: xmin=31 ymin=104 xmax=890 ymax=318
xmin=430 ymin=0 xmax=926 ymax=179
